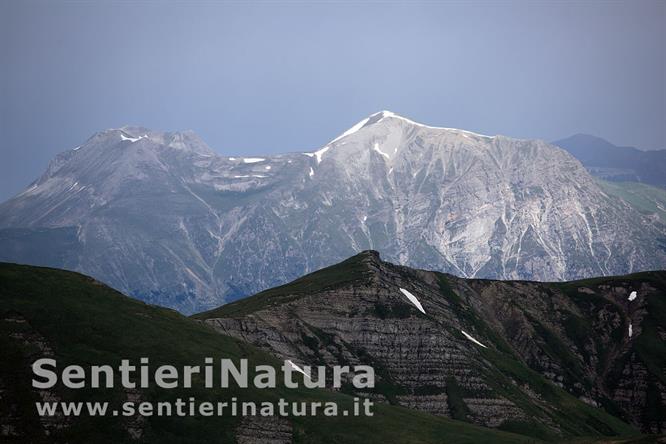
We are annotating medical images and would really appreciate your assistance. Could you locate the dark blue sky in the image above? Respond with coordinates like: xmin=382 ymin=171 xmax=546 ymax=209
xmin=1 ymin=0 xmax=664 ymax=201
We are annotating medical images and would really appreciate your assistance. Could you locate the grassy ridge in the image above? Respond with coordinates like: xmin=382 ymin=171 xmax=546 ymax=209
xmin=196 ymin=252 xmax=644 ymax=441
xmin=194 ymin=253 xmax=374 ymax=319
xmin=0 ymin=262 xmax=534 ymax=443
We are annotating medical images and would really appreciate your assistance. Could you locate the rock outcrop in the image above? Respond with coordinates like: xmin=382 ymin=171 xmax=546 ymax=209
xmin=197 ymin=251 xmax=666 ymax=435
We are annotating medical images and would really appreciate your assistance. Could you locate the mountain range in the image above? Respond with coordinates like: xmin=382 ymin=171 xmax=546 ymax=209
xmin=555 ymin=134 xmax=666 ymax=188
xmin=1 ymin=111 xmax=665 ymax=313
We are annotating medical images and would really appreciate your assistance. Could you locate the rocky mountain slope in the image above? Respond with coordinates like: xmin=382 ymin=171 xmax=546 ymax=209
xmin=1 ymin=112 xmax=665 ymax=312
xmin=196 ymin=251 xmax=666 ymax=437
xmin=1 ymin=262 xmax=540 ymax=444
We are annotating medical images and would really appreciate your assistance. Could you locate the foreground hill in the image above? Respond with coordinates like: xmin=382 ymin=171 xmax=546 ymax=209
xmin=196 ymin=251 xmax=666 ymax=438
xmin=1 ymin=112 xmax=665 ymax=312
xmin=1 ymin=262 xmax=540 ymax=443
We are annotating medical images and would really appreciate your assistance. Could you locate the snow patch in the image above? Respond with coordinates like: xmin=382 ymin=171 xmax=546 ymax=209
xmin=373 ymin=143 xmax=390 ymax=159
xmin=242 ymin=158 xmax=265 ymax=163
xmin=628 ymin=291 xmax=637 ymax=301
xmin=399 ymin=288 xmax=425 ymax=314
xmin=73 ymin=145 xmax=81 ymax=151
xmin=233 ymin=175 xmax=267 ymax=178
xmin=309 ymin=167 xmax=314 ymax=178
xmin=229 ymin=157 xmax=236 ymax=161
xmin=286 ymin=360 xmax=310 ymax=379
xmin=362 ymin=215 xmax=367 ymax=222
xmin=304 ymin=146 xmax=330 ymax=164
xmin=265 ymin=165 xmax=272 ymax=170
xmin=628 ymin=323 xmax=633 ymax=337
xmin=461 ymin=330 xmax=487 ymax=348
xmin=120 ymin=133 xmax=147 ymax=143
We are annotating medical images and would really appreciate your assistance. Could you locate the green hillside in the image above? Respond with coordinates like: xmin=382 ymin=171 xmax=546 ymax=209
xmin=0 ymin=262 xmax=536 ymax=443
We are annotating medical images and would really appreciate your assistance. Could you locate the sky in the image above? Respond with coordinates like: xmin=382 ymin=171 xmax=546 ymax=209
xmin=1 ymin=0 xmax=664 ymax=201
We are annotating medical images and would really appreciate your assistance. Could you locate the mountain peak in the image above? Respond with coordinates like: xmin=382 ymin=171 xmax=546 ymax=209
xmin=557 ymin=133 xmax=616 ymax=148
xmin=356 ymin=249 xmax=382 ymax=260
xmin=351 ymin=250 xmax=384 ymax=269
xmin=364 ymin=110 xmax=411 ymax=127
xmin=118 ymin=125 xmax=152 ymax=135
xmin=364 ymin=110 xmax=416 ymax=127
xmin=328 ymin=111 xmax=495 ymax=144
xmin=86 ymin=126 xmax=215 ymax=156
xmin=368 ymin=109 xmax=398 ymax=119
xmin=3 ymin=112 xmax=665 ymax=316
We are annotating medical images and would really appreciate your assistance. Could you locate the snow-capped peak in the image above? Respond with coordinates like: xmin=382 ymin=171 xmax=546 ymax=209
xmin=371 ymin=110 xmax=494 ymax=139
xmin=327 ymin=110 xmax=495 ymax=146
xmin=304 ymin=111 xmax=495 ymax=167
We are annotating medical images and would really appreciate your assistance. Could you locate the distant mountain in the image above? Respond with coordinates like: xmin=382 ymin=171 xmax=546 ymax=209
xmin=196 ymin=250 xmax=665 ymax=436
xmin=554 ymin=134 xmax=666 ymax=188
xmin=1 ymin=112 xmax=665 ymax=313
xmin=1 ymin=262 xmax=538 ymax=443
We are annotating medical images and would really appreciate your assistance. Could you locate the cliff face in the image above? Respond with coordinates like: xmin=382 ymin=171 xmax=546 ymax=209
xmin=461 ymin=276 xmax=666 ymax=434
xmin=197 ymin=251 xmax=665 ymax=436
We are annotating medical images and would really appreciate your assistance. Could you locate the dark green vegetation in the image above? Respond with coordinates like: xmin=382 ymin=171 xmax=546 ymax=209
xmin=196 ymin=251 xmax=666 ymax=441
xmin=0 ymin=262 xmax=540 ymax=443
